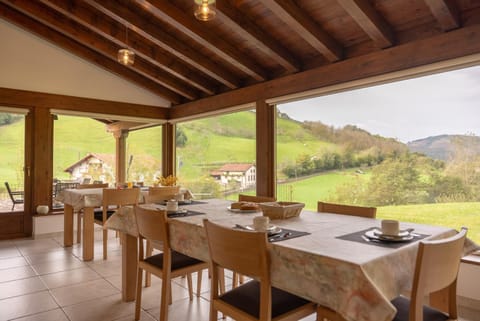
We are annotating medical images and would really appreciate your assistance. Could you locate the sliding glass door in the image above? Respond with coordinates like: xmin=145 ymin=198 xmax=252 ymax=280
xmin=0 ymin=109 xmax=31 ymax=239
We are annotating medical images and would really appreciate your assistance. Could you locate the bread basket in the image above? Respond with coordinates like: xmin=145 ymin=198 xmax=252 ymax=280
xmin=258 ymin=202 xmax=305 ymax=219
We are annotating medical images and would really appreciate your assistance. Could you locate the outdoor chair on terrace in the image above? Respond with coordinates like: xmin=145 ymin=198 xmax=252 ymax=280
xmin=4 ymin=182 xmax=24 ymax=211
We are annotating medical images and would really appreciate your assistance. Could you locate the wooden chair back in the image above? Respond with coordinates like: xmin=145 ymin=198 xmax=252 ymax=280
xmin=144 ymin=193 xmax=167 ymax=204
xmin=135 ymin=206 xmax=169 ymax=249
xmin=77 ymin=183 xmax=109 ymax=189
xmin=317 ymin=201 xmax=376 ymax=218
xmin=148 ymin=186 xmax=180 ymax=201
xmin=409 ymin=228 xmax=467 ymax=321
xmin=238 ymin=194 xmax=276 ymax=203
xmin=102 ymin=188 xmax=140 ymax=210
xmin=204 ymin=219 xmax=269 ymax=281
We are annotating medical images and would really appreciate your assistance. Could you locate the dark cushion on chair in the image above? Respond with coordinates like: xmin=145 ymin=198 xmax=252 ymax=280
xmin=93 ymin=209 xmax=116 ymax=222
xmin=219 ymin=280 xmax=310 ymax=319
xmin=391 ymin=296 xmax=449 ymax=321
xmin=144 ymin=250 xmax=204 ymax=271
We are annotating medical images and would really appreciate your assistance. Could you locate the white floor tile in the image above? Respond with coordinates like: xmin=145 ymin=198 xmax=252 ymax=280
xmin=50 ymin=278 xmax=120 ymax=307
xmin=40 ymin=267 xmax=101 ymax=289
xmin=0 ymin=276 xmax=46 ymax=300
xmin=0 ymin=291 xmax=58 ymax=321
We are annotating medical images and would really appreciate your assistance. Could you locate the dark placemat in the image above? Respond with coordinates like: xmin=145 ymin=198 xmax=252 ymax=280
xmin=336 ymin=227 xmax=430 ymax=248
xmin=156 ymin=200 xmax=208 ymax=206
xmin=167 ymin=210 xmax=205 ymax=218
xmin=268 ymin=228 xmax=310 ymax=243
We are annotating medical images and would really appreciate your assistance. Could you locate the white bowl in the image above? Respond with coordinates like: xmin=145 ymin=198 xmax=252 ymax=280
xmin=36 ymin=205 xmax=49 ymax=214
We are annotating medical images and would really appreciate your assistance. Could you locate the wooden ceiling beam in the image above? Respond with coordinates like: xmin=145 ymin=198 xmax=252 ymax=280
xmin=170 ymin=23 xmax=480 ymax=119
xmin=336 ymin=0 xmax=395 ymax=48
xmin=0 ymin=87 xmax=169 ymax=120
xmin=40 ymin=0 xmax=217 ymax=96
xmin=106 ymin=121 xmax=158 ymax=132
xmin=260 ymin=0 xmax=343 ymax=62
xmin=2 ymin=0 xmax=196 ymax=101
xmin=0 ymin=3 xmax=180 ymax=104
xmin=135 ymin=0 xmax=269 ymax=81
xmin=424 ymin=0 xmax=460 ymax=31
xmin=86 ymin=0 xmax=241 ymax=89
xmin=215 ymin=0 xmax=300 ymax=73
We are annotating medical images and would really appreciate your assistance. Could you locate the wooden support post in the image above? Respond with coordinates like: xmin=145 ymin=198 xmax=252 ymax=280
xmin=32 ymin=108 xmax=54 ymax=214
xmin=162 ymin=123 xmax=176 ymax=177
xmin=255 ymin=100 xmax=276 ymax=198
xmin=113 ymin=130 xmax=128 ymax=184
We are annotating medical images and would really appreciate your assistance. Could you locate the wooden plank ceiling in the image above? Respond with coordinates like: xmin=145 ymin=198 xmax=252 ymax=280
xmin=1 ymin=0 xmax=480 ymax=117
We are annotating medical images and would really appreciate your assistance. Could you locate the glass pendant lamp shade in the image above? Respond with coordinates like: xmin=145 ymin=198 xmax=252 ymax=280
xmin=117 ymin=25 xmax=135 ymax=66
xmin=194 ymin=0 xmax=216 ymax=21
xmin=117 ymin=49 xmax=135 ymax=66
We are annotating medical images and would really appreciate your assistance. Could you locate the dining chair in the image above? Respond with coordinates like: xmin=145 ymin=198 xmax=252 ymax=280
xmin=238 ymin=194 xmax=276 ymax=203
xmin=317 ymin=201 xmax=376 ymax=218
xmin=96 ymin=188 xmax=140 ymax=260
xmin=148 ymin=186 xmax=180 ymax=202
xmin=4 ymin=182 xmax=24 ymax=211
xmin=75 ymin=183 xmax=109 ymax=243
xmin=134 ymin=206 xmax=208 ymax=321
xmin=391 ymin=227 xmax=467 ymax=321
xmin=317 ymin=228 xmax=468 ymax=321
xmin=232 ymin=194 xmax=276 ymax=288
xmin=316 ymin=201 xmax=376 ymax=321
xmin=203 ymin=219 xmax=316 ymax=321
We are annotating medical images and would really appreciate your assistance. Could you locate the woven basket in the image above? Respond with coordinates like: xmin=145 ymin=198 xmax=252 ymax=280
xmin=258 ymin=202 xmax=305 ymax=220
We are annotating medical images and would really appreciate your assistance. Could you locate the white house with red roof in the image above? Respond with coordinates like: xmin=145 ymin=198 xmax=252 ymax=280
xmin=211 ymin=163 xmax=256 ymax=189
xmin=64 ymin=153 xmax=115 ymax=183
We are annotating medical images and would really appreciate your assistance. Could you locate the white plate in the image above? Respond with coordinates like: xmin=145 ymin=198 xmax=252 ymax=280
xmin=372 ymin=228 xmax=411 ymax=238
xmin=167 ymin=209 xmax=188 ymax=215
xmin=365 ymin=230 xmax=414 ymax=242
xmin=245 ymin=224 xmax=282 ymax=235
xmin=227 ymin=206 xmax=260 ymax=213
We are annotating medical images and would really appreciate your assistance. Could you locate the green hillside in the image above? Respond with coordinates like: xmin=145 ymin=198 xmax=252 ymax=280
xmin=0 ymin=120 xmax=25 ymax=187
xmin=1 ymin=111 xmax=337 ymax=185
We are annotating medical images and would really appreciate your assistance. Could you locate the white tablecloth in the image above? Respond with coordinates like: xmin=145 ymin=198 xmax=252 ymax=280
xmin=105 ymin=199 xmax=478 ymax=321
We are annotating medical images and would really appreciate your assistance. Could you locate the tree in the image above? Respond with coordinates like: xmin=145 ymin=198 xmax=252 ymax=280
xmin=176 ymin=127 xmax=188 ymax=147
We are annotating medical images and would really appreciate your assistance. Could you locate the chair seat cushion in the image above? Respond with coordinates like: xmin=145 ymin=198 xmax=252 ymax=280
xmin=144 ymin=251 xmax=204 ymax=271
xmin=391 ymin=296 xmax=449 ymax=321
xmin=93 ymin=209 xmax=116 ymax=222
xmin=219 ymin=280 xmax=310 ymax=319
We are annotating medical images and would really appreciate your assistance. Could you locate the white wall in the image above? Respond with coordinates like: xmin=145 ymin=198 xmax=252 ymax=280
xmin=458 ymin=262 xmax=480 ymax=301
xmin=0 ymin=18 xmax=170 ymax=107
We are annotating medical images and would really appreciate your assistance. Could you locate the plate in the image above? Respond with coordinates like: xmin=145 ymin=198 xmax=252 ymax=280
xmin=373 ymin=228 xmax=411 ymax=238
xmin=167 ymin=209 xmax=188 ymax=215
xmin=227 ymin=206 xmax=260 ymax=213
xmin=365 ymin=230 xmax=414 ymax=242
xmin=245 ymin=224 xmax=282 ymax=235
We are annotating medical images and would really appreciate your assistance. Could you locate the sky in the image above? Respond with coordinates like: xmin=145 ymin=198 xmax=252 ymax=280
xmin=277 ymin=65 xmax=480 ymax=143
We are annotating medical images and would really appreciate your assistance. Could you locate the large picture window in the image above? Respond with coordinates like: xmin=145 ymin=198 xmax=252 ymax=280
xmin=176 ymin=110 xmax=256 ymax=199
xmin=276 ymin=66 xmax=480 ymax=243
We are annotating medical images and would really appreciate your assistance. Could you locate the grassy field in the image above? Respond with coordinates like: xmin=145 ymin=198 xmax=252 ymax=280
xmin=277 ymin=170 xmax=368 ymax=210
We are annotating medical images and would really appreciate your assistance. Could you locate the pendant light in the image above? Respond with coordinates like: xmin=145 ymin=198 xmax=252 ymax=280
xmin=117 ymin=25 xmax=135 ymax=66
xmin=194 ymin=0 xmax=216 ymax=21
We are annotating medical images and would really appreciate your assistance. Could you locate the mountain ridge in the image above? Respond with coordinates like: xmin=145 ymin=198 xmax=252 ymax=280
xmin=407 ymin=134 xmax=480 ymax=161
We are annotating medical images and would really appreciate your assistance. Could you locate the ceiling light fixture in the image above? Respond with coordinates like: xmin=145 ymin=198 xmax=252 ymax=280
xmin=194 ymin=0 xmax=216 ymax=21
xmin=117 ymin=25 xmax=135 ymax=66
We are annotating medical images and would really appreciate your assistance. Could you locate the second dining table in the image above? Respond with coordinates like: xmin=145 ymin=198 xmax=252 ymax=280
xmin=105 ymin=198 xmax=478 ymax=321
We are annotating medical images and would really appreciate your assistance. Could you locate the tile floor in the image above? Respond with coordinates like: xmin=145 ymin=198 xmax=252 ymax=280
xmin=0 ymin=230 xmax=478 ymax=321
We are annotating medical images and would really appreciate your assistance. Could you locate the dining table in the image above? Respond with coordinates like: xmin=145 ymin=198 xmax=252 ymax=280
xmin=58 ymin=187 xmax=148 ymax=261
xmin=105 ymin=198 xmax=478 ymax=321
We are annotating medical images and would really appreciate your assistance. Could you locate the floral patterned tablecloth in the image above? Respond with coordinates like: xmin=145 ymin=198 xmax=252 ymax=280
xmin=105 ymin=199 xmax=478 ymax=321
